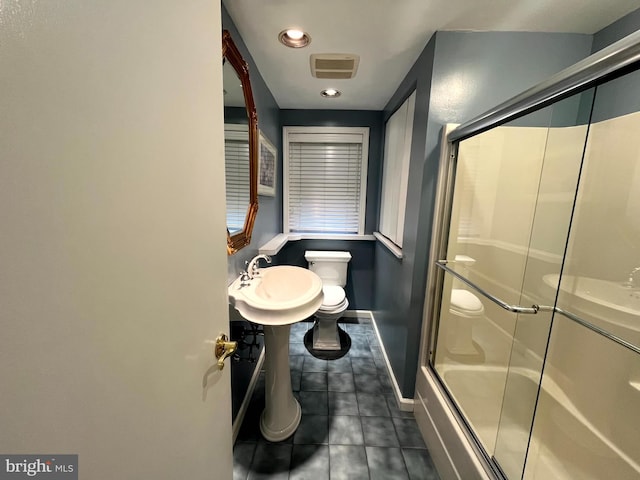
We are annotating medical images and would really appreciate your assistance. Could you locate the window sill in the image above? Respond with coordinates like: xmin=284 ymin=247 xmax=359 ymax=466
xmin=259 ymin=233 xmax=376 ymax=255
xmin=373 ymin=232 xmax=403 ymax=259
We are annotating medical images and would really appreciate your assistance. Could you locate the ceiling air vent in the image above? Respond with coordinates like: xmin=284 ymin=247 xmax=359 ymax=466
xmin=310 ymin=54 xmax=360 ymax=79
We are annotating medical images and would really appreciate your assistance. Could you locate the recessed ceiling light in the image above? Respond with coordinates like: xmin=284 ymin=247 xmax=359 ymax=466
xmin=278 ymin=29 xmax=311 ymax=48
xmin=286 ymin=29 xmax=304 ymax=40
xmin=321 ymin=89 xmax=341 ymax=98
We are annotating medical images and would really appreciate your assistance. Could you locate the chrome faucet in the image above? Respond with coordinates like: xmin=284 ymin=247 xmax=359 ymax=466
xmin=247 ymin=254 xmax=271 ymax=279
xmin=623 ymin=266 xmax=640 ymax=289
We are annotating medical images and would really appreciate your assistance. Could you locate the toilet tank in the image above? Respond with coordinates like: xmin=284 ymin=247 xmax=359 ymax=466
xmin=304 ymin=250 xmax=351 ymax=287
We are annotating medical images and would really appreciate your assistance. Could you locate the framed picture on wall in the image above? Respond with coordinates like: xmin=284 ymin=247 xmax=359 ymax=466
xmin=258 ymin=131 xmax=277 ymax=196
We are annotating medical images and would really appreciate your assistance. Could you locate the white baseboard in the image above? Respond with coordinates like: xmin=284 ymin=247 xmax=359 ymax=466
xmin=232 ymin=347 xmax=265 ymax=444
xmin=341 ymin=310 xmax=373 ymax=319
xmin=366 ymin=311 xmax=415 ymax=412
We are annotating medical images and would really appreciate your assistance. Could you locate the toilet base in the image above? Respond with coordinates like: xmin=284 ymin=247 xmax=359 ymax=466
xmin=304 ymin=325 xmax=351 ymax=360
xmin=313 ymin=318 xmax=341 ymax=350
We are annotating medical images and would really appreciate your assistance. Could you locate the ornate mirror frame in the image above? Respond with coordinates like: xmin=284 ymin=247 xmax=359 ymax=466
xmin=223 ymin=30 xmax=259 ymax=255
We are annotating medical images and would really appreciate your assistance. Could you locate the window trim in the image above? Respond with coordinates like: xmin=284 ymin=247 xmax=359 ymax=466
xmin=283 ymin=126 xmax=370 ymax=235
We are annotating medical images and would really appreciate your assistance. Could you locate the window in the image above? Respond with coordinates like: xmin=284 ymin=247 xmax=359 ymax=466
xmin=283 ymin=127 xmax=369 ymax=234
xmin=224 ymin=124 xmax=250 ymax=234
xmin=379 ymin=91 xmax=416 ymax=248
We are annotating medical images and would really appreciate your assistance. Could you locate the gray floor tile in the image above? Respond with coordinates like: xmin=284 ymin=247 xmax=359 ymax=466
xmin=370 ymin=346 xmax=384 ymax=360
xmin=329 ymin=445 xmax=369 ymax=480
xmin=301 ymin=372 xmax=328 ymax=391
xmin=354 ymin=373 xmax=384 ymax=394
xmin=289 ymin=445 xmax=329 ymax=480
xmin=291 ymin=321 xmax=313 ymax=335
xmin=366 ymin=333 xmax=380 ymax=347
xmin=386 ymin=395 xmax=414 ymax=418
xmin=351 ymin=357 xmax=377 ymax=375
xmin=357 ymin=393 xmax=391 ymax=417
xmin=366 ymin=446 xmax=410 ymax=480
xmin=362 ymin=416 xmax=400 ymax=447
xmin=233 ymin=442 xmax=256 ymax=480
xmin=247 ymin=442 xmax=292 ymax=480
xmin=328 ymin=392 xmax=359 ymax=416
xmin=289 ymin=343 xmax=309 ymax=356
xmin=327 ymin=356 xmax=352 ymax=373
xmin=293 ymin=415 xmax=329 ymax=445
xmin=379 ymin=373 xmax=394 ymax=393
xmin=328 ymin=372 xmax=355 ymax=392
xmin=291 ymin=370 xmax=302 ymax=392
xmin=349 ymin=333 xmax=369 ymax=347
xmin=348 ymin=342 xmax=372 ymax=358
xmin=303 ymin=355 xmax=328 ymax=373
xmin=393 ymin=417 xmax=427 ymax=448
xmin=345 ymin=323 xmax=372 ymax=335
xmin=402 ymin=448 xmax=440 ymax=480
xmin=298 ymin=391 xmax=328 ymax=415
xmin=328 ymin=415 xmax=364 ymax=445
xmin=290 ymin=355 xmax=304 ymax=371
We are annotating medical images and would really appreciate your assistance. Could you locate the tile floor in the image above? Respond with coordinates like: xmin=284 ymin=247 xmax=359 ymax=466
xmin=233 ymin=318 xmax=440 ymax=480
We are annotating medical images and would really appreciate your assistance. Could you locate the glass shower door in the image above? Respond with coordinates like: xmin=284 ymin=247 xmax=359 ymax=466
xmin=523 ymin=69 xmax=640 ymax=480
xmin=492 ymin=89 xmax=594 ymax=478
xmin=431 ymin=90 xmax=594 ymax=477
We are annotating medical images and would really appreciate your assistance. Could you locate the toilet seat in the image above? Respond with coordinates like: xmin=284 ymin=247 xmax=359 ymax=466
xmin=450 ymin=289 xmax=484 ymax=315
xmin=316 ymin=286 xmax=348 ymax=314
xmin=321 ymin=286 xmax=346 ymax=307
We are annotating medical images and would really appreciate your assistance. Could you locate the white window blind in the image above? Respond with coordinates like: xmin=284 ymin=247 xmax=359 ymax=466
xmin=284 ymin=127 xmax=369 ymax=234
xmin=379 ymin=91 xmax=415 ymax=247
xmin=224 ymin=126 xmax=250 ymax=233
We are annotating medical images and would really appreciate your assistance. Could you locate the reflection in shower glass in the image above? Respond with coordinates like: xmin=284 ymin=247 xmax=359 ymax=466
xmin=432 ymin=89 xmax=595 ymax=477
xmin=523 ymin=70 xmax=640 ymax=479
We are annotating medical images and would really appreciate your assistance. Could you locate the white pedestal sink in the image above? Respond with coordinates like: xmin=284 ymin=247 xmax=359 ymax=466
xmin=228 ymin=265 xmax=323 ymax=441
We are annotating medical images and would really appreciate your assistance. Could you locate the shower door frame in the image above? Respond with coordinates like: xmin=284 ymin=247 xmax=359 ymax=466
xmin=416 ymin=29 xmax=640 ymax=480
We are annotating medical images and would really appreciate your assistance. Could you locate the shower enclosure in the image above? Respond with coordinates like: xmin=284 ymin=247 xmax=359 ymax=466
xmin=422 ymin=31 xmax=640 ymax=479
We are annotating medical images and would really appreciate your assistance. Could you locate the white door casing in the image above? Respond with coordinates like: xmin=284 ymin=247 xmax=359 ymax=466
xmin=0 ymin=1 xmax=233 ymax=478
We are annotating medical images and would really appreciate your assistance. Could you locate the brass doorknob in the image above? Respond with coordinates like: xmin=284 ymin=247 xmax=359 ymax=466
xmin=215 ymin=334 xmax=238 ymax=370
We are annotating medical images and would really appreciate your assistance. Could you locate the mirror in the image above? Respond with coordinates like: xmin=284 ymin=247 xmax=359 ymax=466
xmin=223 ymin=30 xmax=258 ymax=255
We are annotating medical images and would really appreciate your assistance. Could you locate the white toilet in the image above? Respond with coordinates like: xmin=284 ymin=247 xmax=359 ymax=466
xmin=305 ymin=250 xmax=351 ymax=350
xmin=448 ymin=255 xmax=484 ymax=354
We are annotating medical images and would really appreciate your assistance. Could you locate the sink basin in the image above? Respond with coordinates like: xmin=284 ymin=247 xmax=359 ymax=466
xmin=229 ymin=265 xmax=323 ymax=325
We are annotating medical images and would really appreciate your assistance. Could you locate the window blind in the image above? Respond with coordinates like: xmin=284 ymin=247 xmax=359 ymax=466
xmin=225 ymin=138 xmax=250 ymax=233
xmin=379 ymin=90 xmax=415 ymax=247
xmin=287 ymin=141 xmax=364 ymax=234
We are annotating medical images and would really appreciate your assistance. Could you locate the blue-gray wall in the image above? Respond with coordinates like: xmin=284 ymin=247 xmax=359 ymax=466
xmin=590 ymin=7 xmax=640 ymax=122
xmin=592 ymin=7 xmax=640 ymax=53
xmin=222 ymin=5 xmax=279 ymax=420
xmin=376 ymin=31 xmax=593 ymax=397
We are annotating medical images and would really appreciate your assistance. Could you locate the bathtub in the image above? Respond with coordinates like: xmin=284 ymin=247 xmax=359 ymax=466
xmin=438 ymin=365 xmax=640 ymax=479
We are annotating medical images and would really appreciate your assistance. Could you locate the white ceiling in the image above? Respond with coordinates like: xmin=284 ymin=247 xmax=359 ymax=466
xmin=223 ymin=0 xmax=639 ymax=110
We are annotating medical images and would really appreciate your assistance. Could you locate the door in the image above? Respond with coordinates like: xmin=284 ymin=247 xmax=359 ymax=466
xmin=0 ymin=1 xmax=234 ymax=479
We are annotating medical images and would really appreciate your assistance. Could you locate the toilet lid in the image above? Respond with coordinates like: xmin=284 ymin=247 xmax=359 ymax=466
xmin=322 ymin=286 xmax=346 ymax=307
xmin=450 ymin=289 xmax=483 ymax=313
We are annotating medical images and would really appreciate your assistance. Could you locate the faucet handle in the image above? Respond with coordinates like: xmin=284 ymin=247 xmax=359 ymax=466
xmin=239 ymin=270 xmax=251 ymax=287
